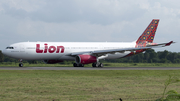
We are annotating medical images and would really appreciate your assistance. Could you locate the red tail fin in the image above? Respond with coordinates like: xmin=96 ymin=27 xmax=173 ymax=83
xmin=136 ymin=19 xmax=159 ymax=47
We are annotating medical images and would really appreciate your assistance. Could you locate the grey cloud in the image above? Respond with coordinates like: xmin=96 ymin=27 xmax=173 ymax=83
xmin=4 ymin=7 xmax=28 ymax=19
xmin=30 ymin=1 xmax=146 ymax=25
xmin=1 ymin=0 xmax=146 ymax=25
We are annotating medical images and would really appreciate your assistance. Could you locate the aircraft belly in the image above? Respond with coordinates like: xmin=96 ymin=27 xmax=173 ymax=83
xmin=18 ymin=53 xmax=63 ymax=60
xmin=58 ymin=55 xmax=75 ymax=61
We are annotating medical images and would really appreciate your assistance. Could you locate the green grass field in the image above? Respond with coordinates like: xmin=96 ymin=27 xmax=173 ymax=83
xmin=0 ymin=70 xmax=180 ymax=101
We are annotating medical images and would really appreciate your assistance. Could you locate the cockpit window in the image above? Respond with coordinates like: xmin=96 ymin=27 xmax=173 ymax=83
xmin=6 ymin=47 xmax=14 ymax=49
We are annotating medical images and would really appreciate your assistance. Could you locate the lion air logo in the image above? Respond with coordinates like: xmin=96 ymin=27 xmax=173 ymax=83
xmin=36 ymin=43 xmax=65 ymax=53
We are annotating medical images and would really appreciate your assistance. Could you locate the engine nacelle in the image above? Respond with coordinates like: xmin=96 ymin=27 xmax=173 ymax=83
xmin=43 ymin=60 xmax=63 ymax=64
xmin=75 ymin=55 xmax=97 ymax=64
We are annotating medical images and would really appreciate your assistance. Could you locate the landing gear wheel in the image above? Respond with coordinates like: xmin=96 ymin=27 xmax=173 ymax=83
xmin=19 ymin=59 xmax=23 ymax=67
xmin=92 ymin=63 xmax=96 ymax=67
xmin=73 ymin=63 xmax=78 ymax=67
xmin=98 ymin=63 xmax=103 ymax=68
xmin=73 ymin=63 xmax=84 ymax=67
xmin=19 ymin=63 xmax=23 ymax=67
xmin=92 ymin=63 xmax=103 ymax=68
xmin=79 ymin=64 xmax=84 ymax=67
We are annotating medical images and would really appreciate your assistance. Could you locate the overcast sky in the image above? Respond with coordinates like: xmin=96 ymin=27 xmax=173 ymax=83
xmin=0 ymin=0 xmax=179 ymax=52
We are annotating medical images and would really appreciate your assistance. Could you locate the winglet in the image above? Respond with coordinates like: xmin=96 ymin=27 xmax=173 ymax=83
xmin=165 ymin=41 xmax=174 ymax=46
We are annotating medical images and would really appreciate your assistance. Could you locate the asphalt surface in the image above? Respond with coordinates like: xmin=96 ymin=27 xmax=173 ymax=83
xmin=0 ymin=67 xmax=180 ymax=70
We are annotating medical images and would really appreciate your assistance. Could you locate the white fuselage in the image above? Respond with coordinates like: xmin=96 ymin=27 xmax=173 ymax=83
xmin=2 ymin=42 xmax=136 ymax=60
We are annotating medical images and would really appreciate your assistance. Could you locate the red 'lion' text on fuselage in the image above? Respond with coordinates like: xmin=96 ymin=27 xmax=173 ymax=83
xmin=36 ymin=44 xmax=65 ymax=53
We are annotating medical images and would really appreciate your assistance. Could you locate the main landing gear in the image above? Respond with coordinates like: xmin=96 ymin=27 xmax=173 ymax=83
xmin=73 ymin=62 xmax=103 ymax=68
xmin=73 ymin=63 xmax=84 ymax=67
xmin=19 ymin=59 xmax=23 ymax=67
xmin=92 ymin=62 xmax=103 ymax=67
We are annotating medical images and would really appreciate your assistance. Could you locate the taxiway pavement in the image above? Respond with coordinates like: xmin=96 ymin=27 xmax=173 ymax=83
xmin=0 ymin=67 xmax=180 ymax=70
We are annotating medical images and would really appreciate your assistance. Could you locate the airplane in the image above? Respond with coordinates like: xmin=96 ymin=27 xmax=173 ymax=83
xmin=2 ymin=19 xmax=174 ymax=67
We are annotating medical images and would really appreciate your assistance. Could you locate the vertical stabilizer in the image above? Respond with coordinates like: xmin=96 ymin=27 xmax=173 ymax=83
xmin=136 ymin=19 xmax=159 ymax=47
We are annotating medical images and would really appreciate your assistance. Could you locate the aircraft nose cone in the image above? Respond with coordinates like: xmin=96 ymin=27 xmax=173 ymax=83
xmin=2 ymin=49 xmax=7 ymax=56
xmin=2 ymin=49 xmax=4 ymax=54
xmin=1 ymin=49 xmax=4 ymax=54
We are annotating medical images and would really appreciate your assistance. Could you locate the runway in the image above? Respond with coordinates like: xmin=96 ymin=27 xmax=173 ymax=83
xmin=0 ymin=67 xmax=180 ymax=70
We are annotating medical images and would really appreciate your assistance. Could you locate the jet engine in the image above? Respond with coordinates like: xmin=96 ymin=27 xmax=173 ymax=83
xmin=75 ymin=55 xmax=97 ymax=64
xmin=43 ymin=60 xmax=63 ymax=64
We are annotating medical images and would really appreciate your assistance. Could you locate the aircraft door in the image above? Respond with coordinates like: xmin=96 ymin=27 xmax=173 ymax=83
xmin=20 ymin=44 xmax=25 ymax=53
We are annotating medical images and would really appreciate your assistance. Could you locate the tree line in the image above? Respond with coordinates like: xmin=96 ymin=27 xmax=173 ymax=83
xmin=102 ymin=49 xmax=180 ymax=63
xmin=0 ymin=49 xmax=180 ymax=64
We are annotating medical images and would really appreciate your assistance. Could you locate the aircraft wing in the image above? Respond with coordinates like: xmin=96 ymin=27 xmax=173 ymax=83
xmin=70 ymin=41 xmax=174 ymax=56
xmin=70 ymin=47 xmax=150 ymax=56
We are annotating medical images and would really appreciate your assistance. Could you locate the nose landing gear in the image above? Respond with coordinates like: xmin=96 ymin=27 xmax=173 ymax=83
xmin=19 ymin=59 xmax=23 ymax=67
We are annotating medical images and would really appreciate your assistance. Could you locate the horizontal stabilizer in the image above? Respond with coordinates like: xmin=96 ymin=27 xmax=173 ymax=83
xmin=146 ymin=41 xmax=175 ymax=47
